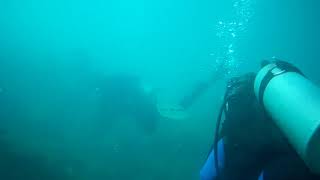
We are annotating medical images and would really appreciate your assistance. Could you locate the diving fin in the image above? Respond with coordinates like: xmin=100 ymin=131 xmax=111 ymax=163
xmin=157 ymin=103 xmax=189 ymax=121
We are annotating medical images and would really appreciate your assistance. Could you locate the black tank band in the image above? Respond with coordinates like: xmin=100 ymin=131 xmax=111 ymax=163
xmin=258 ymin=61 xmax=304 ymax=107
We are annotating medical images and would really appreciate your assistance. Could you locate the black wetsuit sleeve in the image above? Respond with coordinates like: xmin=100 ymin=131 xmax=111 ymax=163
xmin=179 ymin=68 xmax=225 ymax=109
xmin=179 ymin=82 xmax=210 ymax=109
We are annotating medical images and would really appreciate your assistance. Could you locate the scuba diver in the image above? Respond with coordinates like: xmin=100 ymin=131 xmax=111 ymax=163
xmin=97 ymin=74 xmax=160 ymax=135
xmin=200 ymin=60 xmax=320 ymax=180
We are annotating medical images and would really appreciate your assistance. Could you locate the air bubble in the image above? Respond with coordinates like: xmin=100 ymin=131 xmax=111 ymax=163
xmin=211 ymin=0 xmax=252 ymax=74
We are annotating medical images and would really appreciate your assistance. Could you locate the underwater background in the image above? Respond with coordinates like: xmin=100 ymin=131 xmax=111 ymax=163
xmin=0 ymin=0 xmax=319 ymax=179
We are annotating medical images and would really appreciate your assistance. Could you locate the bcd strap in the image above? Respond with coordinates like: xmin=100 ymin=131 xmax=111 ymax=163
xmin=258 ymin=61 xmax=304 ymax=108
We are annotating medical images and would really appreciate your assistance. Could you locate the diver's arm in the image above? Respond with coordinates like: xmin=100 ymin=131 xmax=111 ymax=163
xmin=179 ymin=69 xmax=224 ymax=109
xmin=200 ymin=139 xmax=225 ymax=180
xmin=179 ymin=82 xmax=210 ymax=109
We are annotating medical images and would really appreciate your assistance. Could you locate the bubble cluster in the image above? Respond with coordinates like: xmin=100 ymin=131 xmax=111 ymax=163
xmin=211 ymin=0 xmax=253 ymax=75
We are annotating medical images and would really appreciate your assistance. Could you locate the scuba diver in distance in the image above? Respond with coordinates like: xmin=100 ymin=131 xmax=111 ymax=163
xmin=200 ymin=59 xmax=320 ymax=180
xmin=96 ymin=74 xmax=161 ymax=135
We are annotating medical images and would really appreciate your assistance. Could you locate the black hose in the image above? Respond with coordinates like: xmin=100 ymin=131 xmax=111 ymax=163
xmin=213 ymin=98 xmax=227 ymax=179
